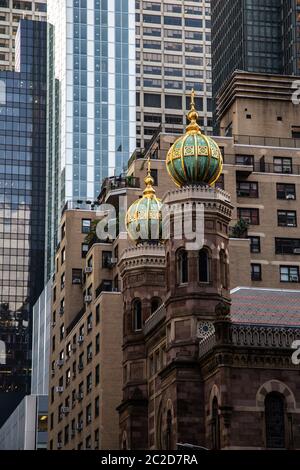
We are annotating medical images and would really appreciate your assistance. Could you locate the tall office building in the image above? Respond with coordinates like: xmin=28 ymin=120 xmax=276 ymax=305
xmin=135 ymin=0 xmax=212 ymax=150
xmin=211 ymin=0 xmax=300 ymax=104
xmin=46 ymin=0 xmax=136 ymax=278
xmin=0 ymin=19 xmax=47 ymax=426
xmin=0 ymin=0 xmax=47 ymax=70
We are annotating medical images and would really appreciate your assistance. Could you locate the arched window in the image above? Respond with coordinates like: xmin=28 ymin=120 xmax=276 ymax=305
xmin=177 ymin=249 xmax=188 ymax=284
xmin=211 ymin=397 xmax=220 ymax=450
xmin=166 ymin=410 xmax=172 ymax=450
xmin=151 ymin=297 xmax=162 ymax=314
xmin=220 ymin=250 xmax=228 ymax=289
xmin=133 ymin=299 xmax=142 ymax=331
xmin=199 ymin=248 xmax=210 ymax=283
xmin=265 ymin=392 xmax=286 ymax=449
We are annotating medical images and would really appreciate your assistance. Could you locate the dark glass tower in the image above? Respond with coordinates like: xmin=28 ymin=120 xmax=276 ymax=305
xmin=212 ymin=0 xmax=300 ymax=105
xmin=0 ymin=20 xmax=47 ymax=426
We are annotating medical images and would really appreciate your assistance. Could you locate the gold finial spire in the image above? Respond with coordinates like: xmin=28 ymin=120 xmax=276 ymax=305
xmin=186 ymin=88 xmax=201 ymax=133
xmin=143 ymin=154 xmax=156 ymax=198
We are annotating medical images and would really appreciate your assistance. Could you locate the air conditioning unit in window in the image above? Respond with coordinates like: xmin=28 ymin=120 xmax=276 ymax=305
xmin=87 ymin=322 xmax=92 ymax=331
xmin=56 ymin=359 xmax=64 ymax=367
xmin=57 ymin=442 xmax=63 ymax=449
xmin=293 ymin=248 xmax=300 ymax=254
xmin=84 ymin=266 xmax=93 ymax=274
xmin=112 ymin=287 xmax=119 ymax=292
xmin=59 ymin=307 xmax=64 ymax=315
xmin=51 ymin=369 xmax=55 ymax=376
xmin=78 ymin=335 xmax=84 ymax=344
xmin=71 ymin=343 xmax=77 ymax=351
xmin=87 ymin=414 xmax=92 ymax=424
xmin=61 ymin=406 xmax=69 ymax=414
xmin=290 ymin=275 xmax=299 ymax=282
xmin=72 ymin=277 xmax=82 ymax=285
xmin=78 ymin=363 xmax=84 ymax=371
xmin=287 ymin=223 xmax=296 ymax=227
xmin=56 ymin=386 xmax=64 ymax=393
xmin=286 ymin=194 xmax=295 ymax=200
xmin=87 ymin=352 xmax=93 ymax=360
xmin=77 ymin=392 xmax=84 ymax=401
xmin=84 ymin=295 xmax=92 ymax=303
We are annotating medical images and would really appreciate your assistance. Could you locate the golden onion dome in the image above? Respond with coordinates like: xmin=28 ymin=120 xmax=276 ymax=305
xmin=166 ymin=89 xmax=223 ymax=187
xmin=125 ymin=159 xmax=162 ymax=243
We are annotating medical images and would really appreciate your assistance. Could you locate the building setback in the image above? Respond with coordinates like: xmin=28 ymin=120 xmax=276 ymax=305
xmin=46 ymin=0 xmax=136 ymax=279
xmin=0 ymin=19 xmax=47 ymax=426
xmin=135 ymin=0 xmax=212 ymax=150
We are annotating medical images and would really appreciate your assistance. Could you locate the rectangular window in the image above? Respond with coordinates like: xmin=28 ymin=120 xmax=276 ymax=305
xmin=95 ymin=333 xmax=100 ymax=354
xmin=237 ymin=208 xmax=260 ymax=225
xmin=274 ymin=157 xmax=293 ymax=174
xmin=275 ymin=238 xmax=300 ymax=255
xmin=278 ymin=211 xmax=297 ymax=227
xmin=86 ymin=373 xmax=92 ymax=394
xmin=96 ymin=304 xmax=100 ymax=324
xmin=237 ymin=181 xmax=259 ymax=198
xmin=61 ymin=247 xmax=66 ymax=265
xmin=249 ymin=236 xmax=261 ymax=254
xmin=251 ymin=264 xmax=262 ymax=281
xmin=95 ymin=397 xmax=100 ymax=418
xmin=280 ymin=266 xmax=299 ymax=283
xmin=276 ymin=183 xmax=296 ymax=200
xmin=150 ymin=169 xmax=158 ymax=186
xmin=72 ymin=268 xmax=82 ymax=284
xmin=235 ymin=155 xmax=254 ymax=166
xmin=95 ymin=365 xmax=100 ymax=385
xmin=82 ymin=243 xmax=89 ymax=258
xmin=82 ymin=219 xmax=91 ymax=234
xmin=102 ymin=251 xmax=112 ymax=268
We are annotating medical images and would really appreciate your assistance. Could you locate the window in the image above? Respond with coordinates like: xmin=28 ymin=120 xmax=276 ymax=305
xmin=199 ymin=249 xmax=210 ymax=283
xmin=251 ymin=264 xmax=262 ymax=281
xmin=61 ymin=223 xmax=66 ymax=240
xmin=177 ymin=250 xmax=188 ymax=284
xmin=215 ymin=174 xmax=224 ymax=190
xmin=60 ymin=324 xmax=65 ymax=342
xmin=61 ymin=272 xmax=65 ymax=290
xmin=61 ymin=247 xmax=66 ymax=265
xmin=237 ymin=181 xmax=259 ymax=198
xmin=166 ymin=410 xmax=172 ymax=450
xmin=64 ymin=425 xmax=69 ymax=445
xmin=235 ymin=155 xmax=254 ymax=166
xmin=95 ymin=334 xmax=100 ymax=354
xmin=249 ymin=237 xmax=261 ymax=254
xmin=144 ymin=93 xmax=161 ymax=107
xmin=102 ymin=251 xmax=112 ymax=268
xmin=280 ymin=266 xmax=299 ymax=283
xmin=87 ymin=342 xmax=92 ymax=362
xmin=95 ymin=429 xmax=99 ymax=449
xmin=86 ymin=373 xmax=92 ymax=394
xmin=151 ymin=297 xmax=161 ymax=314
xmin=150 ymin=169 xmax=158 ymax=186
xmin=165 ymin=95 xmax=182 ymax=109
xmin=274 ymin=157 xmax=292 ymax=174
xmin=86 ymin=435 xmax=92 ymax=450
xmin=265 ymin=393 xmax=285 ymax=449
xmin=277 ymin=184 xmax=296 ymax=200
xmin=82 ymin=219 xmax=91 ymax=234
xmin=237 ymin=208 xmax=259 ymax=225
xmin=211 ymin=398 xmax=220 ymax=450
xmin=278 ymin=211 xmax=297 ymax=227
xmin=87 ymin=313 xmax=92 ymax=332
xmin=95 ymin=396 xmax=100 ymax=418
xmin=275 ymin=238 xmax=300 ymax=255
xmin=82 ymin=243 xmax=89 ymax=258
xmin=96 ymin=305 xmax=100 ymax=324
xmin=72 ymin=268 xmax=82 ymax=284
xmin=133 ymin=299 xmax=142 ymax=331
xmin=95 ymin=365 xmax=100 ymax=385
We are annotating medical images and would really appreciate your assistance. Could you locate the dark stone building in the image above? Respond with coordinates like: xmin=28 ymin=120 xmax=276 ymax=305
xmin=118 ymin=95 xmax=300 ymax=450
xmin=0 ymin=20 xmax=47 ymax=426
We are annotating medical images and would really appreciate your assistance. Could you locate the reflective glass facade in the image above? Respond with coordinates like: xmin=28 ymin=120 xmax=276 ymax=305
xmin=0 ymin=0 xmax=47 ymax=70
xmin=0 ymin=19 xmax=47 ymax=426
xmin=212 ymin=0 xmax=300 ymax=102
xmin=46 ymin=0 xmax=136 ymax=278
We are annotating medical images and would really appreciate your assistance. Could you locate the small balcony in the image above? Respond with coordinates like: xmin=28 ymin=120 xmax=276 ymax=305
xmin=99 ymin=175 xmax=140 ymax=203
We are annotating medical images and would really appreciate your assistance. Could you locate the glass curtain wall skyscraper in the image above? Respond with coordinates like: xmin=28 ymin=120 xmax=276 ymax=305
xmin=0 ymin=0 xmax=47 ymax=70
xmin=46 ymin=0 xmax=136 ymax=278
xmin=211 ymin=0 xmax=300 ymax=104
xmin=135 ymin=0 xmax=212 ymax=151
xmin=0 ymin=19 xmax=47 ymax=426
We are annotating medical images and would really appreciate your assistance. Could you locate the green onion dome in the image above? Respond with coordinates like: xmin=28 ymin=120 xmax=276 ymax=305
xmin=125 ymin=162 xmax=162 ymax=243
xmin=166 ymin=90 xmax=223 ymax=187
